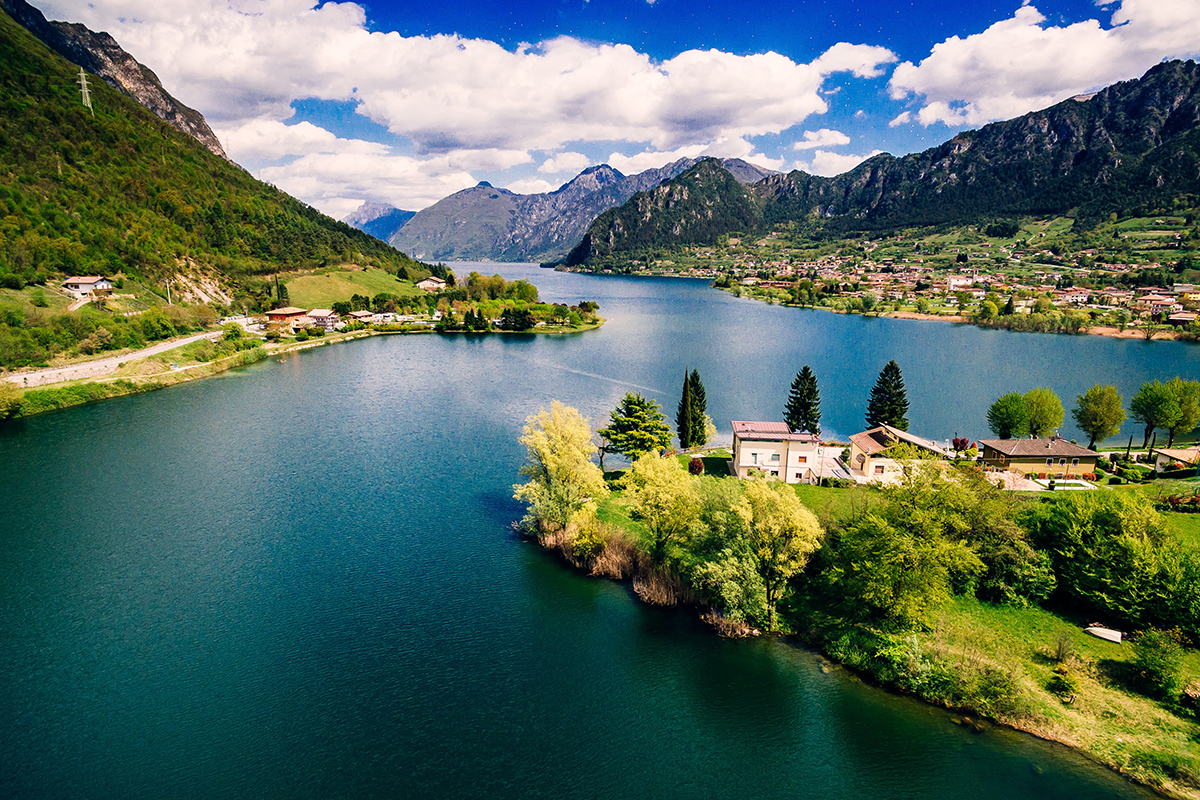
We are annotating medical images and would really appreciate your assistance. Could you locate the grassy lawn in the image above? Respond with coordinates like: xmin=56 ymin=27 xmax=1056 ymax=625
xmin=0 ymin=285 xmax=73 ymax=311
xmin=929 ymin=595 xmax=1200 ymax=795
xmin=285 ymin=267 xmax=421 ymax=307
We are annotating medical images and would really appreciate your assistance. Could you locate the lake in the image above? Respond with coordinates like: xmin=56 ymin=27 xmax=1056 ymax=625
xmin=0 ymin=265 xmax=1187 ymax=799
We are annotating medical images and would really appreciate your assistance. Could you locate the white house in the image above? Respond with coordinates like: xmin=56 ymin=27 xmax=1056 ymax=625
xmin=731 ymin=421 xmax=820 ymax=484
xmin=307 ymin=309 xmax=340 ymax=330
xmin=63 ymin=276 xmax=112 ymax=298
xmin=416 ymin=276 xmax=447 ymax=292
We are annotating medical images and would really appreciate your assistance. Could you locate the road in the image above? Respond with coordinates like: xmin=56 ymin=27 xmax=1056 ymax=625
xmin=3 ymin=331 xmax=222 ymax=388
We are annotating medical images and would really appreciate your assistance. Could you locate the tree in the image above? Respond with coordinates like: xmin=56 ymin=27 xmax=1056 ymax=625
xmin=1024 ymin=387 xmax=1064 ymax=438
xmin=598 ymin=393 xmax=672 ymax=460
xmin=987 ymin=393 xmax=1029 ymax=439
xmin=740 ymin=480 xmax=822 ymax=631
xmin=500 ymin=306 xmax=535 ymax=331
xmin=0 ymin=381 xmax=23 ymax=419
xmin=1071 ymin=385 xmax=1125 ymax=449
xmin=512 ymin=402 xmax=609 ymax=536
xmin=687 ymin=369 xmax=708 ymax=447
xmin=1165 ymin=377 xmax=1200 ymax=446
xmin=1002 ymin=296 xmax=1016 ymax=316
xmin=675 ymin=372 xmax=695 ymax=449
xmin=1130 ymin=380 xmax=1182 ymax=448
xmin=865 ymin=360 xmax=909 ymax=431
xmin=784 ymin=366 xmax=821 ymax=434
xmin=619 ymin=455 xmax=700 ymax=564
xmin=978 ymin=300 xmax=999 ymax=320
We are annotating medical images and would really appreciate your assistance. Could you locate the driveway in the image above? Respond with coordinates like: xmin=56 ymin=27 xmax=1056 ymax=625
xmin=3 ymin=331 xmax=222 ymax=388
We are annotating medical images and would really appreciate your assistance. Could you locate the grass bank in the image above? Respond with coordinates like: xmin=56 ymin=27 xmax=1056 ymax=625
xmin=13 ymin=346 xmax=268 ymax=417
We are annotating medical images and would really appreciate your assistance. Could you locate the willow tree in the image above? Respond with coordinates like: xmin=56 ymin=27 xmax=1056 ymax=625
xmin=513 ymin=401 xmax=608 ymax=537
xmin=619 ymin=455 xmax=700 ymax=565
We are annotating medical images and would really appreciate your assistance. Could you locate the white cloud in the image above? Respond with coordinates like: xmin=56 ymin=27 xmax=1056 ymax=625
xmin=889 ymin=1 xmax=1200 ymax=127
xmin=796 ymin=150 xmax=884 ymax=177
xmin=887 ymin=111 xmax=912 ymax=127
xmin=792 ymin=128 xmax=851 ymax=150
xmin=607 ymin=137 xmax=784 ymax=174
xmin=538 ymin=151 xmax=593 ymax=174
xmin=505 ymin=177 xmax=559 ymax=195
xmin=42 ymin=1 xmax=894 ymax=150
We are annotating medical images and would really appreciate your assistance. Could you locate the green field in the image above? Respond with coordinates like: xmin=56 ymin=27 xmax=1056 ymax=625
xmin=285 ymin=267 xmax=422 ymax=308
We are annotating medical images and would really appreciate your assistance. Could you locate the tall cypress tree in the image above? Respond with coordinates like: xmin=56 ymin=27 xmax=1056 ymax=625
xmin=676 ymin=372 xmax=695 ymax=449
xmin=865 ymin=360 xmax=909 ymax=431
xmin=687 ymin=369 xmax=707 ymax=446
xmin=784 ymin=366 xmax=821 ymax=434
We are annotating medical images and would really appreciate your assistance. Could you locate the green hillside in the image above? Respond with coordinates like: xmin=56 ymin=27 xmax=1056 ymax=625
xmin=0 ymin=9 xmax=423 ymax=294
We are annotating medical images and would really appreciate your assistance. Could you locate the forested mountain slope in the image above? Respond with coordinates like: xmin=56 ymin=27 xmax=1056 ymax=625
xmin=0 ymin=6 xmax=422 ymax=290
xmin=568 ymin=60 xmax=1200 ymax=264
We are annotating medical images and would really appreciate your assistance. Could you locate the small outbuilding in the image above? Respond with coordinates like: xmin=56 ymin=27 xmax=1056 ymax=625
xmin=416 ymin=276 xmax=447 ymax=292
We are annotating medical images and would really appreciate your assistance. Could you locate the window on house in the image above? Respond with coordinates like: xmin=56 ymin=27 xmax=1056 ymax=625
xmin=874 ymin=465 xmax=885 ymax=474
xmin=1046 ymin=458 xmax=1053 ymax=466
xmin=796 ymin=456 xmax=807 ymax=463
xmin=751 ymin=453 xmax=758 ymax=464
xmin=795 ymin=473 xmax=802 ymax=480
xmin=1072 ymin=458 xmax=1079 ymax=466
xmin=770 ymin=453 xmax=780 ymax=463
xmin=1059 ymin=458 xmax=1067 ymax=466
xmin=770 ymin=470 xmax=778 ymax=477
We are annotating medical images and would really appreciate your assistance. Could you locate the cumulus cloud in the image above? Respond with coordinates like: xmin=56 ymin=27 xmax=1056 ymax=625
xmin=796 ymin=150 xmax=884 ymax=177
xmin=607 ymin=137 xmax=784 ymax=174
xmin=792 ymin=128 xmax=851 ymax=150
xmin=505 ymin=177 xmax=559 ymax=195
xmin=42 ymin=0 xmax=894 ymax=150
xmin=889 ymin=1 xmax=1200 ymax=127
xmin=538 ymin=152 xmax=593 ymax=174
xmin=887 ymin=111 xmax=912 ymax=127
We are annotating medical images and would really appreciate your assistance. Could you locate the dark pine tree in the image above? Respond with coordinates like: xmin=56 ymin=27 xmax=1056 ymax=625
xmin=784 ymin=366 xmax=821 ymax=434
xmin=676 ymin=372 xmax=695 ymax=449
xmin=687 ymin=369 xmax=707 ymax=446
xmin=865 ymin=360 xmax=909 ymax=431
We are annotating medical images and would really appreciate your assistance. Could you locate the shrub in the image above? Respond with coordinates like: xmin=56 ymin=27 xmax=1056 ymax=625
xmin=1131 ymin=629 xmax=1184 ymax=701
xmin=294 ymin=329 xmax=309 ymax=341
xmin=688 ymin=456 xmax=704 ymax=475
xmin=1052 ymin=631 xmax=1075 ymax=663
xmin=1047 ymin=665 xmax=1081 ymax=701
xmin=1110 ymin=476 xmax=1124 ymax=485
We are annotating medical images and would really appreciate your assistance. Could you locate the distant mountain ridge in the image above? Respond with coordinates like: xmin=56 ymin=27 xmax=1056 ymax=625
xmin=390 ymin=157 xmax=775 ymax=262
xmin=568 ymin=59 xmax=1200 ymax=265
xmin=0 ymin=0 xmax=228 ymax=159
xmin=343 ymin=201 xmax=416 ymax=243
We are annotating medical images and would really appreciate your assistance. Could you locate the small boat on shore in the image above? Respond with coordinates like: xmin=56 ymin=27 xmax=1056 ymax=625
xmin=1084 ymin=626 xmax=1122 ymax=644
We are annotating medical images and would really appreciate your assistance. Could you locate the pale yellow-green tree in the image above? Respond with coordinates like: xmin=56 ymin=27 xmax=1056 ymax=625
xmin=1024 ymin=386 xmax=1064 ymax=438
xmin=739 ymin=480 xmax=823 ymax=631
xmin=0 ymin=381 xmax=23 ymax=420
xmin=619 ymin=455 xmax=700 ymax=564
xmin=513 ymin=401 xmax=608 ymax=537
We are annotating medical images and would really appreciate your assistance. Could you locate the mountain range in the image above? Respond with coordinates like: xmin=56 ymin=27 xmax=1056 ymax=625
xmin=387 ymin=158 xmax=776 ymax=263
xmin=568 ymin=59 xmax=1200 ymax=265
xmin=343 ymin=201 xmax=417 ymax=243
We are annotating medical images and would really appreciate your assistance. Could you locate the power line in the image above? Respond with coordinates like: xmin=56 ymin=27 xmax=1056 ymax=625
xmin=77 ymin=67 xmax=93 ymax=115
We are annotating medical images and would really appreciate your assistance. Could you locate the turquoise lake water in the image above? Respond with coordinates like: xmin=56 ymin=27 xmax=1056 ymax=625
xmin=2 ymin=265 xmax=1191 ymax=798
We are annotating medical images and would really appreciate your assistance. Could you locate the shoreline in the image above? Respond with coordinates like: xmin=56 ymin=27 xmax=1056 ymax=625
xmin=3 ymin=319 xmax=606 ymax=419
xmin=530 ymin=527 xmax=1195 ymax=800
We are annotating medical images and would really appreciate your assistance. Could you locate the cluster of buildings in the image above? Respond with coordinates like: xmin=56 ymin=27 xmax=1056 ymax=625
xmin=729 ymin=419 xmax=1101 ymax=489
xmin=263 ymin=306 xmax=428 ymax=332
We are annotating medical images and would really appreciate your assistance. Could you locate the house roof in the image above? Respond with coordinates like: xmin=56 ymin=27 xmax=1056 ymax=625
xmin=849 ymin=424 xmax=944 ymax=457
xmin=731 ymin=420 xmax=818 ymax=442
xmin=1153 ymin=446 xmax=1200 ymax=466
xmin=348 ymin=310 xmax=374 ymax=318
xmin=266 ymin=306 xmax=308 ymax=316
xmin=308 ymin=308 xmax=335 ymax=317
xmin=63 ymin=276 xmax=106 ymax=284
xmin=979 ymin=438 xmax=1096 ymax=458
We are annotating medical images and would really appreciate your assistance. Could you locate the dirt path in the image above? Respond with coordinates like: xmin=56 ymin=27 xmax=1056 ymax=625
xmin=3 ymin=331 xmax=221 ymax=388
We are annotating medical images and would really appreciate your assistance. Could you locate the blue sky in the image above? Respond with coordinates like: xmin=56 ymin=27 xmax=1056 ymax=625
xmin=43 ymin=0 xmax=1200 ymax=216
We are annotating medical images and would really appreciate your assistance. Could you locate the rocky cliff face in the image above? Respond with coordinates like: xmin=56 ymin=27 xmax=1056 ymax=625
xmin=390 ymin=158 xmax=775 ymax=262
xmin=1 ymin=0 xmax=228 ymax=159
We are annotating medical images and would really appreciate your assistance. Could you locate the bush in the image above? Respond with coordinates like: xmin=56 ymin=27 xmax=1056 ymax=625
xmin=688 ymin=457 xmax=704 ymax=475
xmin=1131 ymin=629 xmax=1184 ymax=701
xmin=1110 ymin=476 xmax=1124 ymax=485
xmin=1047 ymin=665 xmax=1081 ymax=701
xmin=294 ymin=329 xmax=309 ymax=341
